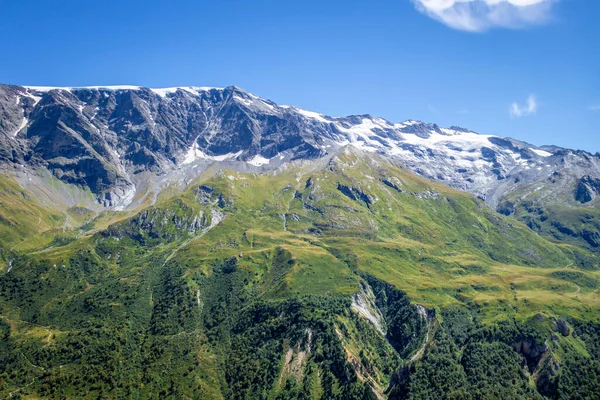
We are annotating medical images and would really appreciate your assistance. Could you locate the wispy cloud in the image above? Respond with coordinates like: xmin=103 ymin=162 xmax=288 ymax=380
xmin=589 ymin=105 xmax=600 ymax=112
xmin=411 ymin=0 xmax=557 ymax=32
xmin=457 ymin=108 xmax=470 ymax=114
xmin=510 ymin=94 xmax=537 ymax=118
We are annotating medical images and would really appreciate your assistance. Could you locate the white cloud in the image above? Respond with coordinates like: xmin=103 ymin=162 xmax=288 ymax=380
xmin=589 ymin=105 xmax=600 ymax=112
xmin=510 ymin=94 xmax=537 ymax=118
xmin=411 ymin=0 xmax=557 ymax=32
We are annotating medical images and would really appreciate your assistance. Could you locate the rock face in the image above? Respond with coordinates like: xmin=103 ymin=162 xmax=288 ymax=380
xmin=1 ymin=83 xmax=600 ymax=224
xmin=575 ymin=176 xmax=600 ymax=203
xmin=536 ymin=354 xmax=561 ymax=397
xmin=337 ymin=183 xmax=375 ymax=207
xmin=555 ymin=319 xmax=571 ymax=337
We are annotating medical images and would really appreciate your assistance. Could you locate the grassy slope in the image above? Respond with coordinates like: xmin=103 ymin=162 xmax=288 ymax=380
xmin=1 ymin=148 xmax=600 ymax=398
xmin=0 ymin=174 xmax=66 ymax=254
xmin=170 ymin=149 xmax=599 ymax=321
xmin=498 ymin=179 xmax=600 ymax=253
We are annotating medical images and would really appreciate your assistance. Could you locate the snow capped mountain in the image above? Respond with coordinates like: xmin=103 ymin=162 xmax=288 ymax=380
xmin=0 ymin=83 xmax=598 ymax=224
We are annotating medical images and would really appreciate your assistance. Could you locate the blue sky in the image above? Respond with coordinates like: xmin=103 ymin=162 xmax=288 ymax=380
xmin=0 ymin=0 xmax=597 ymax=152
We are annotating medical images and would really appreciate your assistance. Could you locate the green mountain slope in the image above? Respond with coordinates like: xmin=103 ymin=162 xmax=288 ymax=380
xmin=0 ymin=173 xmax=71 ymax=258
xmin=497 ymin=175 xmax=600 ymax=253
xmin=1 ymin=148 xmax=599 ymax=399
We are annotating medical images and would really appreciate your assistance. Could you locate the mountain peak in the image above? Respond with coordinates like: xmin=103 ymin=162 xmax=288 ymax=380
xmin=1 ymin=82 xmax=597 ymax=235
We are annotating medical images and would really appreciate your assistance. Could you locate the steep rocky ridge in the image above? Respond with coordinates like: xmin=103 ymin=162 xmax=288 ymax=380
xmin=1 ymin=83 xmax=599 ymax=251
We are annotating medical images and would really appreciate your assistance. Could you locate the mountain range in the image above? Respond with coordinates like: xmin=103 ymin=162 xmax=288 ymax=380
xmin=1 ymin=84 xmax=599 ymax=250
xmin=0 ymin=83 xmax=599 ymax=399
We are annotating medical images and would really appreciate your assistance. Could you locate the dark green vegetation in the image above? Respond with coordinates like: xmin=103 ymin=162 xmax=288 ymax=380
xmin=1 ymin=149 xmax=600 ymax=399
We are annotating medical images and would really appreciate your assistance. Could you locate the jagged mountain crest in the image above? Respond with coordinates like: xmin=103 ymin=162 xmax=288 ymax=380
xmin=1 ymin=83 xmax=599 ymax=249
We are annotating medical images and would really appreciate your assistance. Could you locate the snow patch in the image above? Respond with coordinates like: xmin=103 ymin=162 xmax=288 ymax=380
xmin=25 ymin=85 xmax=140 ymax=92
xmin=232 ymin=95 xmax=276 ymax=112
xmin=401 ymin=130 xmax=494 ymax=147
xmin=90 ymin=107 xmax=99 ymax=120
xmin=151 ymin=87 xmax=215 ymax=98
xmin=181 ymin=141 xmax=242 ymax=165
xmin=212 ymin=151 xmax=242 ymax=162
xmin=295 ymin=107 xmax=331 ymax=123
xmin=182 ymin=141 xmax=206 ymax=164
xmin=531 ymin=148 xmax=552 ymax=157
xmin=24 ymin=86 xmax=66 ymax=92
xmin=24 ymin=85 xmax=221 ymax=95
xmin=247 ymin=155 xmax=271 ymax=166
xmin=22 ymin=90 xmax=42 ymax=105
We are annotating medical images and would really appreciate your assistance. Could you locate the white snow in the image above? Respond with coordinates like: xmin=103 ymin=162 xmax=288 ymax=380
xmin=22 ymin=90 xmax=42 ymax=106
xmin=377 ymin=129 xmax=497 ymax=172
xmin=508 ymin=151 xmax=529 ymax=165
xmin=181 ymin=141 xmax=242 ymax=165
xmin=401 ymin=129 xmax=493 ymax=147
xmin=24 ymin=85 xmax=221 ymax=95
xmin=247 ymin=155 xmax=271 ymax=166
xmin=25 ymin=85 xmax=140 ymax=92
xmin=531 ymin=148 xmax=552 ymax=157
xmin=440 ymin=127 xmax=470 ymax=136
xmin=23 ymin=86 xmax=65 ymax=92
xmin=90 ymin=107 xmax=99 ymax=120
xmin=320 ymin=115 xmax=520 ymax=196
xmin=233 ymin=94 xmax=255 ymax=107
xmin=182 ymin=141 xmax=205 ymax=164
xmin=84 ymin=85 xmax=142 ymax=90
xmin=151 ymin=88 xmax=178 ymax=98
xmin=333 ymin=118 xmax=393 ymax=152
xmin=232 ymin=95 xmax=276 ymax=113
xmin=295 ymin=107 xmax=331 ymax=123
xmin=212 ymin=151 xmax=242 ymax=162
xmin=399 ymin=120 xmax=420 ymax=127
xmin=151 ymin=87 xmax=216 ymax=98
xmin=245 ymin=92 xmax=276 ymax=109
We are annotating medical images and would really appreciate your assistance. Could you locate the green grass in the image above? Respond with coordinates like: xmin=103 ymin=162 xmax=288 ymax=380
xmin=499 ymin=180 xmax=600 ymax=253
xmin=2 ymin=148 xmax=600 ymax=398
xmin=0 ymin=175 xmax=65 ymax=252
